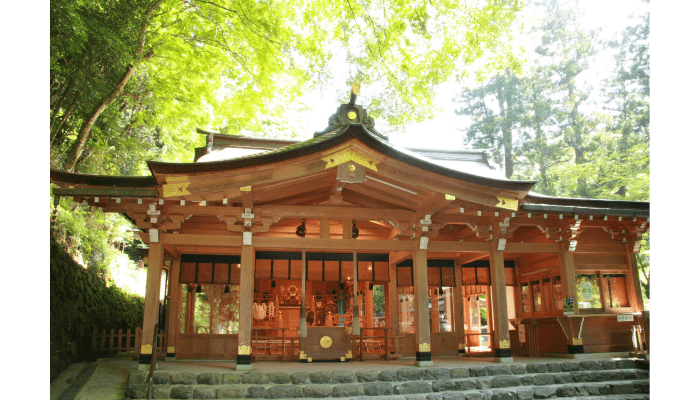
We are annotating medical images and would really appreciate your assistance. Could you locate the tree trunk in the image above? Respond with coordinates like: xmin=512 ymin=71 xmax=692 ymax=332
xmin=64 ymin=64 xmax=138 ymax=172
xmin=63 ymin=0 xmax=163 ymax=172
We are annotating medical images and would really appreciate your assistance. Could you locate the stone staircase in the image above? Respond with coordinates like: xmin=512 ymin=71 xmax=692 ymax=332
xmin=125 ymin=359 xmax=649 ymax=399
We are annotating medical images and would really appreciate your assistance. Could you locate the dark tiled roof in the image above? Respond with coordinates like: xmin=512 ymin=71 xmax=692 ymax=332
xmin=522 ymin=192 xmax=649 ymax=215
xmin=50 ymin=169 xmax=157 ymax=188
xmin=148 ymin=124 xmax=538 ymax=192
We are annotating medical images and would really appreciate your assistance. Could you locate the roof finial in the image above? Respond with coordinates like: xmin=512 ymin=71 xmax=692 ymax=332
xmin=313 ymin=82 xmax=387 ymax=140
xmin=348 ymin=82 xmax=361 ymax=107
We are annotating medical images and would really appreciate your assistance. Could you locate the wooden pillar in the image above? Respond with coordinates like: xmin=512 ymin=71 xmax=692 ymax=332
xmin=453 ymin=261 xmax=466 ymax=355
xmin=559 ymin=246 xmax=578 ymax=314
xmin=559 ymin=243 xmax=583 ymax=354
xmin=166 ymin=258 xmax=181 ymax=359
xmin=365 ymin=282 xmax=374 ymax=328
xmin=342 ymin=219 xmax=353 ymax=239
xmin=186 ymin=284 xmax=194 ymax=334
xmin=413 ymin=240 xmax=432 ymax=366
xmin=300 ymin=250 xmax=307 ymax=337
xmin=489 ymin=243 xmax=512 ymax=362
xmin=353 ymin=251 xmax=360 ymax=335
xmin=431 ymin=291 xmax=440 ymax=332
xmin=140 ymin=242 xmax=164 ymax=367
xmin=236 ymin=242 xmax=255 ymax=370
xmin=388 ymin=257 xmax=399 ymax=337
xmin=626 ymin=251 xmax=645 ymax=312
xmin=320 ymin=217 xmax=330 ymax=239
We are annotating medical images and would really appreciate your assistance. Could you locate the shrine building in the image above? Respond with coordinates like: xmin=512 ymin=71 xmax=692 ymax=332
xmin=50 ymin=89 xmax=649 ymax=370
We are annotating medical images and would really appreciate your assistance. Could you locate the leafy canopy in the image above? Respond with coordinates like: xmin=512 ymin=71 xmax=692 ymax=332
xmin=51 ymin=0 xmax=526 ymax=174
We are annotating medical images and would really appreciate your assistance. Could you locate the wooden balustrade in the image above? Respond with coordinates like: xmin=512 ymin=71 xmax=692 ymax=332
xmin=251 ymin=327 xmax=299 ymax=361
xmin=92 ymin=327 xmax=166 ymax=358
xmin=352 ymin=327 xmax=400 ymax=360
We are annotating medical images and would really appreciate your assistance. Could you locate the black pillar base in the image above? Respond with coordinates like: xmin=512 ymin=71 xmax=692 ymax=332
xmin=416 ymin=351 xmax=432 ymax=362
xmin=139 ymin=353 xmax=152 ymax=365
xmin=458 ymin=349 xmax=466 ymax=354
xmin=567 ymin=345 xmax=584 ymax=354
xmin=236 ymin=354 xmax=252 ymax=365
xmin=495 ymin=348 xmax=512 ymax=358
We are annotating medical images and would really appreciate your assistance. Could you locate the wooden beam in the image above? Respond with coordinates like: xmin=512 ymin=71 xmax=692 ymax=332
xmin=53 ymin=187 xmax=158 ymax=198
xmin=346 ymin=182 xmax=419 ymax=210
xmin=573 ymin=253 xmax=626 ymax=265
xmin=372 ymin=164 xmax=517 ymax=210
xmin=256 ymin=205 xmax=413 ymax=222
xmin=455 ymin=252 xmax=488 ymax=266
xmin=162 ymin=157 xmax=329 ymax=199
xmin=413 ymin=193 xmax=455 ymax=222
xmin=427 ymin=241 xmax=491 ymax=252
xmin=500 ymin=243 xmax=561 ymax=253
xmin=389 ymin=250 xmax=412 ymax=265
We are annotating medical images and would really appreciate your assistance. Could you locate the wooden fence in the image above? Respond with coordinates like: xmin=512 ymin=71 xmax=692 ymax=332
xmin=92 ymin=327 xmax=167 ymax=358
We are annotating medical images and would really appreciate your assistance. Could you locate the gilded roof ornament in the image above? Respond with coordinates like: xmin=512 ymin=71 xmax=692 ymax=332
xmin=314 ymin=82 xmax=387 ymax=140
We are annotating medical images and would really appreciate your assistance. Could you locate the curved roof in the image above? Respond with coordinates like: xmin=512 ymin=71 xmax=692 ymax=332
xmin=50 ymin=169 xmax=157 ymax=188
xmin=147 ymin=123 xmax=538 ymax=193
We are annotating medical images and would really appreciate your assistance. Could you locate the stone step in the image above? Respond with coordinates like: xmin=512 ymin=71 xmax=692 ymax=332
xmin=125 ymin=359 xmax=650 ymax=399
xmin=126 ymin=380 xmax=650 ymax=399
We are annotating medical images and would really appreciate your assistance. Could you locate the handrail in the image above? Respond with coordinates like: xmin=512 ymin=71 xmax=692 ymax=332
xmin=461 ymin=330 xmax=493 ymax=355
xmin=147 ymin=323 xmax=158 ymax=400
xmin=355 ymin=327 xmax=394 ymax=360
xmin=251 ymin=327 xmax=299 ymax=361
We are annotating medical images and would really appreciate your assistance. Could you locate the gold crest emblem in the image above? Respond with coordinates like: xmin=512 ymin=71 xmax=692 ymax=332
xmin=320 ymin=336 xmax=333 ymax=348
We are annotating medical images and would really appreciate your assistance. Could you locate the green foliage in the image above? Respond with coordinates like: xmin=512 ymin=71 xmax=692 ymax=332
xmin=50 ymin=237 xmax=144 ymax=380
xmin=52 ymin=195 xmax=143 ymax=276
xmin=456 ymin=0 xmax=650 ymax=305
xmin=51 ymin=0 xmax=527 ymax=173
xmin=373 ymin=284 xmax=385 ymax=316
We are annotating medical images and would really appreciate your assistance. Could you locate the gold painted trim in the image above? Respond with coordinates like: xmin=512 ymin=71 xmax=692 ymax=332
xmin=163 ymin=182 xmax=191 ymax=197
xmin=167 ymin=346 xmax=175 ymax=353
xmin=141 ymin=344 xmax=152 ymax=355
xmin=445 ymin=194 xmax=456 ymax=201
xmin=418 ymin=342 xmax=431 ymax=352
xmin=498 ymin=340 xmax=511 ymax=349
xmin=572 ymin=338 xmax=583 ymax=345
xmin=238 ymin=345 xmax=252 ymax=355
xmin=496 ymin=197 xmax=518 ymax=211
xmin=322 ymin=148 xmax=379 ymax=171
xmin=166 ymin=176 xmax=190 ymax=183
xmin=346 ymin=350 xmax=353 ymax=359
xmin=240 ymin=186 xmax=252 ymax=192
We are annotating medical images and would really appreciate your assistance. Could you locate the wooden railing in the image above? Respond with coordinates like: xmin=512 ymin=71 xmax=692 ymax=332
xmin=252 ymin=327 xmax=299 ymax=361
xmin=352 ymin=327 xmax=400 ymax=360
xmin=92 ymin=327 xmax=166 ymax=358
xmin=461 ymin=331 xmax=494 ymax=355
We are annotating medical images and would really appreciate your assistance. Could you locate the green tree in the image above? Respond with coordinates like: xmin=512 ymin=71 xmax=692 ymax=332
xmin=51 ymin=0 xmax=527 ymax=175
xmin=456 ymin=69 xmax=523 ymax=178
xmin=533 ymin=0 xmax=602 ymax=198
xmin=513 ymin=65 xmax=566 ymax=195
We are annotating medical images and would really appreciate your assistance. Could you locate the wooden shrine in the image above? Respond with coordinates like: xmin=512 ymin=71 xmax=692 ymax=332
xmin=51 ymin=86 xmax=649 ymax=369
